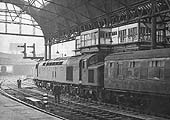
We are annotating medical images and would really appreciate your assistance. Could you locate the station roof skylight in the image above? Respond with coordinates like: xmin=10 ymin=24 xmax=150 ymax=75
xmin=23 ymin=0 xmax=49 ymax=8
xmin=0 ymin=2 xmax=43 ymax=36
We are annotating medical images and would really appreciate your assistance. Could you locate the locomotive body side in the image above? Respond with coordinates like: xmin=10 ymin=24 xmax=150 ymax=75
xmin=52 ymin=60 xmax=67 ymax=84
xmin=34 ymin=58 xmax=69 ymax=89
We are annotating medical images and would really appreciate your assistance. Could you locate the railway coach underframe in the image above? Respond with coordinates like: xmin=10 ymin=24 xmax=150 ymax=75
xmin=103 ymin=88 xmax=170 ymax=117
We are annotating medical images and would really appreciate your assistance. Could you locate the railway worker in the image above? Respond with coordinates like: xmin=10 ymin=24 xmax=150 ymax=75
xmin=19 ymin=79 xmax=21 ymax=88
xmin=53 ymin=85 xmax=61 ymax=103
xmin=17 ymin=78 xmax=21 ymax=88
xmin=50 ymin=83 xmax=54 ymax=91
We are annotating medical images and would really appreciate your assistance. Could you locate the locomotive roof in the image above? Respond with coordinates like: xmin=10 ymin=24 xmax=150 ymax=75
xmin=88 ymin=62 xmax=104 ymax=69
xmin=67 ymin=54 xmax=95 ymax=65
xmin=105 ymin=48 xmax=170 ymax=61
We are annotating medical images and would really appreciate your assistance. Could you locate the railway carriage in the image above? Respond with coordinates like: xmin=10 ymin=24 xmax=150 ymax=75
xmin=104 ymin=48 xmax=170 ymax=114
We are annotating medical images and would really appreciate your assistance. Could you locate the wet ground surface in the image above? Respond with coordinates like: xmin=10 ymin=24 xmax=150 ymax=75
xmin=0 ymin=75 xmax=62 ymax=120
xmin=0 ymin=75 xmax=169 ymax=120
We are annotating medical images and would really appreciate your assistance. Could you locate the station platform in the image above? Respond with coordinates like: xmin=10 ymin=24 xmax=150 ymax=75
xmin=0 ymin=90 xmax=61 ymax=120
xmin=0 ymin=75 xmax=66 ymax=120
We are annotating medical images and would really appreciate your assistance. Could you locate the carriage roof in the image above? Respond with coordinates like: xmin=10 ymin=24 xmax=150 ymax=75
xmin=105 ymin=48 xmax=170 ymax=61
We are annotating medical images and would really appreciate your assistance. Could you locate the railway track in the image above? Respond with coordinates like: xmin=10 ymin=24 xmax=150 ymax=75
xmin=3 ymin=87 xmax=143 ymax=120
xmin=1 ymin=80 xmax=167 ymax=120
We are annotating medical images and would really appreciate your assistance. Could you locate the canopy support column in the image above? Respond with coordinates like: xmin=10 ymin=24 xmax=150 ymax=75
xmin=151 ymin=0 xmax=157 ymax=49
xmin=49 ymin=44 xmax=51 ymax=60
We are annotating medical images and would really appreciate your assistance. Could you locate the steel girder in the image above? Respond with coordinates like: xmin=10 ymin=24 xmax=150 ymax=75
xmin=1 ymin=0 xmax=170 ymax=45
xmin=49 ymin=0 xmax=170 ymax=45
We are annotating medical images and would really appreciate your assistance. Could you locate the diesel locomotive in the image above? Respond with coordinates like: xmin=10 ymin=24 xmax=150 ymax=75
xmin=33 ymin=22 xmax=170 ymax=115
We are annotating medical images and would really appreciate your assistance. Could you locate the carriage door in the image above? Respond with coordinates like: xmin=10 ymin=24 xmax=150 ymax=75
xmin=98 ymin=65 xmax=104 ymax=87
xmin=79 ymin=60 xmax=82 ymax=82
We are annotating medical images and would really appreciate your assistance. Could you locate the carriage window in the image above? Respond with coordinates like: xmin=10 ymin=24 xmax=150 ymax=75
xmin=160 ymin=61 xmax=165 ymax=67
xmin=110 ymin=63 xmax=113 ymax=68
xmin=117 ymin=62 xmax=123 ymax=75
xmin=149 ymin=60 xmax=165 ymax=67
xmin=88 ymin=69 xmax=94 ymax=83
xmin=129 ymin=61 xmax=136 ymax=68
xmin=108 ymin=62 xmax=114 ymax=77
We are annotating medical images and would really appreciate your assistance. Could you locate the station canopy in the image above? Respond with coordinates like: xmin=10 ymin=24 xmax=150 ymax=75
xmin=1 ymin=0 xmax=170 ymax=45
